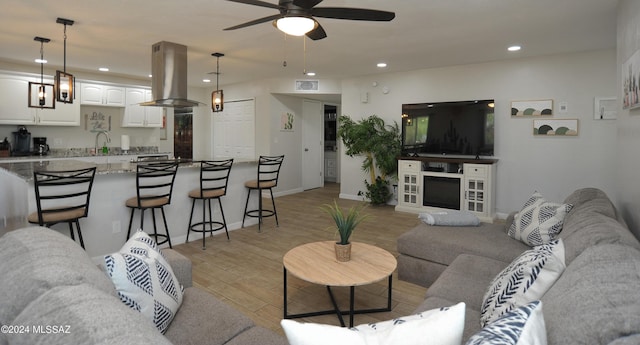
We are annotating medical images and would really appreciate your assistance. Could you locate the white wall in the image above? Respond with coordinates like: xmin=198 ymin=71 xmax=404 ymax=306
xmin=340 ymin=49 xmax=618 ymax=216
xmin=615 ymin=0 xmax=640 ymax=239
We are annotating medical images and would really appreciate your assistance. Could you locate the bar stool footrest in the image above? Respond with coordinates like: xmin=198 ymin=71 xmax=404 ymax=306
xmin=189 ymin=221 xmax=226 ymax=234
xmin=245 ymin=209 xmax=275 ymax=218
xmin=148 ymin=233 xmax=170 ymax=246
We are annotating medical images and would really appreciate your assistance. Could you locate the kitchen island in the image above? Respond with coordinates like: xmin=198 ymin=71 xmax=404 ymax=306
xmin=0 ymin=158 xmax=259 ymax=260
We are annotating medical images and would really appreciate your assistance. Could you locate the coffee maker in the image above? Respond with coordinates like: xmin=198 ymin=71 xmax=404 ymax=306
xmin=11 ymin=126 xmax=31 ymax=156
xmin=33 ymin=137 xmax=49 ymax=155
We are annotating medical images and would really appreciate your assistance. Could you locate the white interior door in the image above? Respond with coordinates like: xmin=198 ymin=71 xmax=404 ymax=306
xmin=302 ymin=99 xmax=323 ymax=190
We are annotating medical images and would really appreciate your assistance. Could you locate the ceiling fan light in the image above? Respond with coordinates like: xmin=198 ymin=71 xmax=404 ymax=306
xmin=276 ymin=17 xmax=316 ymax=36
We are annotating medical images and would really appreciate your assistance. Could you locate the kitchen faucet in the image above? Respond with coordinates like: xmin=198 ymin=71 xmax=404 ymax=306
xmin=94 ymin=130 xmax=111 ymax=155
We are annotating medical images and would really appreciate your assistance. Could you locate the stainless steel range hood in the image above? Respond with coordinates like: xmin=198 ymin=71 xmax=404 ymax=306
xmin=141 ymin=41 xmax=201 ymax=108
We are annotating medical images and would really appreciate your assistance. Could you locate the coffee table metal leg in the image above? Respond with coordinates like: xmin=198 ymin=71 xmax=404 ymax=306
xmin=349 ymin=286 xmax=355 ymax=327
xmin=326 ymin=286 xmax=346 ymax=327
xmin=283 ymin=267 xmax=288 ymax=319
xmin=283 ymin=272 xmax=394 ymax=327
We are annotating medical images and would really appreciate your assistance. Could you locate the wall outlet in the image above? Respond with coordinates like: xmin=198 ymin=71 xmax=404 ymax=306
xmin=111 ymin=220 xmax=121 ymax=234
xmin=53 ymin=138 xmax=63 ymax=146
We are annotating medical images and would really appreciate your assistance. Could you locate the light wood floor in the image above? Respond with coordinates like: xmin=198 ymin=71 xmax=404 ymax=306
xmin=171 ymin=183 xmax=427 ymax=335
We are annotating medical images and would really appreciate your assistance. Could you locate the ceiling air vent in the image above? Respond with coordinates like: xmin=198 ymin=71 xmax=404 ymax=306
xmin=295 ymin=80 xmax=319 ymax=91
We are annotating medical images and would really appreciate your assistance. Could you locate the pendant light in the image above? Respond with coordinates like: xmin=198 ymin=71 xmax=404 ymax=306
xmin=55 ymin=17 xmax=75 ymax=104
xmin=29 ymin=36 xmax=54 ymax=109
xmin=211 ymin=52 xmax=224 ymax=112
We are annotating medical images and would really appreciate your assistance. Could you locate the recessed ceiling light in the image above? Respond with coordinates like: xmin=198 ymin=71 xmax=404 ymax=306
xmin=508 ymin=45 xmax=521 ymax=52
xmin=377 ymin=62 xmax=387 ymax=68
xmin=148 ymin=74 xmax=152 ymax=78
xmin=203 ymin=79 xmax=211 ymax=83
xmin=34 ymin=59 xmax=47 ymax=64
xmin=98 ymin=67 xmax=109 ymax=72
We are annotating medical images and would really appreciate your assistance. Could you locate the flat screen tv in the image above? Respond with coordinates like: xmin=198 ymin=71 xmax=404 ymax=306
xmin=401 ymin=99 xmax=495 ymax=157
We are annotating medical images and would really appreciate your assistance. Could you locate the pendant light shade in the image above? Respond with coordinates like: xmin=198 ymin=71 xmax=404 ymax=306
xmin=29 ymin=36 xmax=55 ymax=109
xmin=212 ymin=90 xmax=224 ymax=112
xmin=211 ymin=52 xmax=224 ymax=112
xmin=55 ymin=17 xmax=75 ymax=104
xmin=275 ymin=17 xmax=317 ymax=36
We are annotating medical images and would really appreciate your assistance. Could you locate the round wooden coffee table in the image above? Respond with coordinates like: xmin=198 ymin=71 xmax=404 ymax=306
xmin=283 ymin=241 xmax=397 ymax=327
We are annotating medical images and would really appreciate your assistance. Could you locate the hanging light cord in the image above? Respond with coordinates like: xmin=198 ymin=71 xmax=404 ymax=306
xmin=215 ymin=56 xmax=220 ymax=91
xmin=63 ymin=23 xmax=67 ymax=73
xmin=39 ymin=41 xmax=44 ymax=85
xmin=303 ymin=36 xmax=307 ymax=75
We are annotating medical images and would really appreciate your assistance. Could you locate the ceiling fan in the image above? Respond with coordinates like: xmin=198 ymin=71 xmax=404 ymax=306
xmin=223 ymin=0 xmax=395 ymax=40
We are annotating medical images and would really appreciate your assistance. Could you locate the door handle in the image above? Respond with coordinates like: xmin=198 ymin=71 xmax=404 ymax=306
xmin=304 ymin=148 xmax=309 ymax=152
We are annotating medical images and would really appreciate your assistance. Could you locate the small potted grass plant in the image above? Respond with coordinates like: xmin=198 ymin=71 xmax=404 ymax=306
xmin=321 ymin=200 xmax=369 ymax=262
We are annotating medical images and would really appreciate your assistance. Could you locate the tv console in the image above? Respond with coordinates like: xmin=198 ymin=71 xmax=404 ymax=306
xmin=396 ymin=157 xmax=498 ymax=222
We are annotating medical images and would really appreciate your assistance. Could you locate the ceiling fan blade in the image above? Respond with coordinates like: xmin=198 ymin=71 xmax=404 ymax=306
xmin=224 ymin=14 xmax=282 ymax=30
xmin=225 ymin=0 xmax=279 ymax=9
xmin=306 ymin=23 xmax=327 ymax=40
xmin=292 ymin=0 xmax=323 ymax=9
xmin=311 ymin=7 xmax=395 ymax=21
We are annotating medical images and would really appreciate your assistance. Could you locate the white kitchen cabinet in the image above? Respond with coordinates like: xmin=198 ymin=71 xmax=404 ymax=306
xmin=80 ymin=83 xmax=125 ymax=107
xmin=463 ymin=163 xmax=495 ymax=220
xmin=0 ymin=75 xmax=80 ymax=126
xmin=121 ymin=88 xmax=163 ymax=127
xmin=143 ymin=89 xmax=163 ymax=127
xmin=0 ymin=76 xmax=34 ymax=125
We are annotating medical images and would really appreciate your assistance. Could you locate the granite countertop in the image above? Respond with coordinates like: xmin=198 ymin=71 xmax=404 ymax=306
xmin=0 ymin=158 xmax=257 ymax=181
xmin=0 ymin=159 xmax=197 ymax=181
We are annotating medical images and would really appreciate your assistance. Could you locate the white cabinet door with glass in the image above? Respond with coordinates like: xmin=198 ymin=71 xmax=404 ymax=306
xmin=398 ymin=160 xmax=422 ymax=209
xmin=463 ymin=163 xmax=494 ymax=220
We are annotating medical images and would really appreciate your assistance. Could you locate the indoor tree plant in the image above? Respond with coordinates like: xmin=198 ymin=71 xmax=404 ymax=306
xmin=321 ymin=200 xmax=369 ymax=262
xmin=337 ymin=115 xmax=401 ymax=205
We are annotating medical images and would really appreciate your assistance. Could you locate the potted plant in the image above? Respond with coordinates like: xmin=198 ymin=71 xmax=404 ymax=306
xmin=337 ymin=115 xmax=401 ymax=205
xmin=321 ymin=200 xmax=369 ymax=262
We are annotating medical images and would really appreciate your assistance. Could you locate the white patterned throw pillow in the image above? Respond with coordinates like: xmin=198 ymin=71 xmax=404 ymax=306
xmin=467 ymin=301 xmax=546 ymax=345
xmin=508 ymin=192 xmax=573 ymax=246
xmin=103 ymin=230 xmax=184 ymax=334
xmin=281 ymin=302 xmax=466 ymax=345
xmin=480 ymin=239 xmax=565 ymax=327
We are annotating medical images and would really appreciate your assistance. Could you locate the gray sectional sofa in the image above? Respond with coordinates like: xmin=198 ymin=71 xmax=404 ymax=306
xmin=397 ymin=187 xmax=640 ymax=343
xmin=0 ymin=226 xmax=288 ymax=345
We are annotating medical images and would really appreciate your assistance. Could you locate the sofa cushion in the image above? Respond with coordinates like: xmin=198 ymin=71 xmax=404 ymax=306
xmin=559 ymin=210 xmax=640 ymax=264
xmin=103 ymin=230 xmax=184 ymax=334
xmin=541 ymin=244 xmax=640 ymax=344
xmin=415 ymin=296 xmax=482 ymax=342
xmin=0 ymin=227 xmax=116 ymax=326
xmin=426 ymin=254 xmax=509 ymax=310
xmin=508 ymin=192 xmax=573 ymax=246
xmin=164 ymin=287 xmax=256 ymax=345
xmin=398 ymin=223 xmax=529 ymax=268
xmin=466 ymin=301 xmax=546 ymax=345
xmin=481 ymin=239 xmax=565 ymax=327
xmin=281 ymin=302 xmax=466 ymax=345
xmin=6 ymin=283 xmax=170 ymax=345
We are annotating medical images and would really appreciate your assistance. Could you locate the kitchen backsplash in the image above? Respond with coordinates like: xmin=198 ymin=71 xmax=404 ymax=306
xmin=0 ymin=106 xmax=173 ymax=154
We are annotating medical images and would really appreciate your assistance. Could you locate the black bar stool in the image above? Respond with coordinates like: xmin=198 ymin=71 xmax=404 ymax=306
xmin=28 ymin=167 xmax=97 ymax=249
xmin=242 ymin=155 xmax=284 ymax=232
xmin=186 ymin=159 xmax=233 ymax=249
xmin=125 ymin=161 xmax=179 ymax=248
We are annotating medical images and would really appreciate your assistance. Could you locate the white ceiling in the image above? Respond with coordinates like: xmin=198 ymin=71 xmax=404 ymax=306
xmin=0 ymin=0 xmax=618 ymax=88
